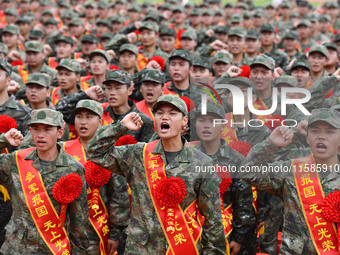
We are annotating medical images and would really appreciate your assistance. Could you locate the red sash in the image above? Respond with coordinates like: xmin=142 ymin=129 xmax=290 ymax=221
xmin=51 ymin=87 xmax=61 ymax=106
xmin=137 ymin=47 xmax=148 ymax=71
xmin=101 ymin=103 xmax=114 ymax=126
xmin=136 ymin=100 xmax=155 ymax=130
xmin=163 ymin=82 xmax=179 ymax=96
xmin=293 ymin=155 xmax=339 ymax=255
xmin=143 ymin=140 xmax=201 ymax=254
xmin=16 ymin=148 xmax=71 ymax=254
xmin=252 ymin=98 xmax=273 ymax=122
xmin=221 ymin=203 xmax=233 ymax=255
xmin=48 ymin=57 xmax=59 ymax=70
xmin=17 ymin=64 xmax=30 ymax=84
xmin=80 ymin=76 xmax=92 ymax=91
xmin=63 ymin=138 xmax=110 ymax=254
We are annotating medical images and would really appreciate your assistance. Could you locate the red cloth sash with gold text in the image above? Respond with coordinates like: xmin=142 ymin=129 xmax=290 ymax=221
xmin=163 ymin=82 xmax=179 ymax=96
xmin=63 ymin=139 xmax=110 ymax=255
xmin=101 ymin=103 xmax=114 ymax=126
xmin=143 ymin=140 xmax=201 ymax=254
xmin=293 ymin=155 xmax=339 ymax=255
xmin=16 ymin=148 xmax=71 ymax=255
xmin=252 ymin=98 xmax=273 ymax=122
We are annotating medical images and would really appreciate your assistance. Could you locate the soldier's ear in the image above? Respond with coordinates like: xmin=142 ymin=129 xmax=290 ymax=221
xmin=57 ymin=127 xmax=65 ymax=139
xmin=182 ymin=115 xmax=188 ymax=127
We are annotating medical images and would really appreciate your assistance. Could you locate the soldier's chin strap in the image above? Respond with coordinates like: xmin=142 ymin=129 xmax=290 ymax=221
xmin=0 ymin=185 xmax=10 ymax=202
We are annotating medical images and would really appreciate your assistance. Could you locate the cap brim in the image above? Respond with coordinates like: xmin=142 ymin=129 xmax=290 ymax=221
xmin=103 ymin=79 xmax=129 ymax=85
xmin=250 ymin=62 xmax=272 ymax=70
xmin=72 ymin=107 xmax=101 ymax=117
xmin=152 ymin=101 xmax=185 ymax=115
xmin=56 ymin=65 xmax=76 ymax=72
xmin=308 ymin=119 xmax=340 ymax=129
xmin=27 ymin=121 xmax=61 ymax=127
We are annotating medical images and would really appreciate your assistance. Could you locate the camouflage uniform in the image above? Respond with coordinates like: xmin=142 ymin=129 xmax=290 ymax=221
xmin=228 ymin=27 xmax=253 ymax=67
xmin=2 ymin=25 xmax=26 ymax=63
xmin=0 ymin=109 xmax=89 ymax=254
xmin=242 ymin=109 xmax=340 ymax=255
xmin=87 ymin=95 xmax=226 ymax=254
xmin=281 ymin=30 xmax=303 ymax=61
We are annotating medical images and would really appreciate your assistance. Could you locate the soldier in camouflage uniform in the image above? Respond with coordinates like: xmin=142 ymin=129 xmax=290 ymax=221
xmin=87 ymin=95 xmax=226 ymax=254
xmin=228 ymin=27 xmax=252 ymax=67
xmin=193 ymin=102 xmax=259 ymax=255
xmin=0 ymin=109 xmax=89 ymax=254
xmin=13 ymin=41 xmax=57 ymax=84
xmin=307 ymin=45 xmax=329 ymax=81
xmin=242 ymin=108 xmax=340 ymax=254
xmin=297 ymin=19 xmax=316 ymax=53
xmin=1 ymin=24 xmax=26 ymax=64
xmin=56 ymin=70 xmax=155 ymax=142
xmin=282 ymin=30 xmax=302 ymax=62
xmin=180 ymin=28 xmax=197 ymax=54
xmin=25 ymin=73 xmax=54 ymax=110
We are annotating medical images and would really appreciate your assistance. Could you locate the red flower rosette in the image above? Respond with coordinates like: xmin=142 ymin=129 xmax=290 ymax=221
xmin=180 ymin=96 xmax=195 ymax=112
xmin=85 ymin=161 xmax=111 ymax=210
xmin=229 ymin=140 xmax=252 ymax=157
xmin=238 ymin=65 xmax=250 ymax=78
xmin=154 ymin=177 xmax=187 ymax=233
xmin=264 ymin=115 xmax=285 ymax=131
xmin=148 ymin=56 xmax=166 ymax=71
xmin=322 ymin=190 xmax=340 ymax=247
xmin=52 ymin=173 xmax=83 ymax=227
xmin=115 ymin=134 xmax=137 ymax=146
xmin=0 ymin=115 xmax=17 ymax=133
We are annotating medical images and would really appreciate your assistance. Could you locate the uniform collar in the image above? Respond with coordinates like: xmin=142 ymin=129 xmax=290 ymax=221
xmin=152 ymin=138 xmax=193 ymax=163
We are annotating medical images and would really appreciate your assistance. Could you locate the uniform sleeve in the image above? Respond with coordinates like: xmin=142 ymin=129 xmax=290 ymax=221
xmin=55 ymin=92 xmax=89 ymax=125
xmin=86 ymin=121 xmax=140 ymax=179
xmin=137 ymin=115 xmax=155 ymax=142
xmin=240 ymin=137 xmax=291 ymax=197
xmin=0 ymin=134 xmax=16 ymax=185
xmin=108 ymin=174 xmax=130 ymax=241
xmin=198 ymin=170 xmax=227 ymax=255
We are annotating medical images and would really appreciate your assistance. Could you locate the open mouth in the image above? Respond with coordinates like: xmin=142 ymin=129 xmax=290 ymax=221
xmin=36 ymin=141 xmax=46 ymax=146
xmin=160 ymin=122 xmax=170 ymax=133
xmin=79 ymin=127 xmax=88 ymax=133
xmin=316 ymin=143 xmax=327 ymax=153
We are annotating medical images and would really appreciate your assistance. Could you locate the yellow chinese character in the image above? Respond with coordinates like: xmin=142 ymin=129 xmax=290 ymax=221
xmin=25 ymin=172 xmax=35 ymax=183
xmin=314 ymin=216 xmax=327 ymax=228
xmin=174 ymin=233 xmax=187 ymax=245
xmin=186 ymin=216 xmax=199 ymax=229
xmin=93 ymin=208 xmax=103 ymax=218
xmin=226 ymin=212 xmax=233 ymax=225
xmin=322 ymin=240 xmax=335 ymax=252
xmin=87 ymin=187 xmax=92 ymax=194
xmin=32 ymin=194 xmax=44 ymax=207
xmin=303 ymin=186 xmax=315 ymax=198
xmin=148 ymin=160 xmax=160 ymax=170
xmin=151 ymin=170 xmax=161 ymax=183
xmin=222 ymin=217 xmax=228 ymax=229
xmin=221 ymin=128 xmax=230 ymax=136
xmin=148 ymin=152 xmax=157 ymax=158
xmin=28 ymin=183 xmax=39 ymax=194
xmin=97 ymin=216 xmax=107 ymax=227
xmin=102 ymin=225 xmax=109 ymax=236
xmin=175 ymin=221 xmax=183 ymax=232
xmin=224 ymin=136 xmax=233 ymax=144
xmin=301 ymin=174 xmax=313 ymax=186
xmin=309 ymin=204 xmax=322 ymax=215
xmin=35 ymin=206 xmax=48 ymax=218
xmin=50 ymin=231 xmax=61 ymax=242
xmin=55 ymin=239 xmax=67 ymax=252
xmin=73 ymin=155 xmax=81 ymax=161
xmin=44 ymin=220 xmax=56 ymax=232
xmin=62 ymin=250 xmax=70 ymax=255
xmin=318 ymin=228 xmax=331 ymax=240
xmin=166 ymin=226 xmax=175 ymax=234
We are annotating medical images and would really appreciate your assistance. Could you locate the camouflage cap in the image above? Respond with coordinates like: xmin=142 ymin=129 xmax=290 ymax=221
xmin=246 ymin=29 xmax=260 ymax=40
xmin=296 ymin=19 xmax=312 ymax=28
xmin=297 ymin=0 xmax=309 ymax=7
xmin=250 ymin=55 xmax=275 ymax=70
xmin=214 ymin=10 xmax=224 ymax=16
xmin=105 ymin=34 xmax=129 ymax=51
xmin=119 ymin=43 xmax=138 ymax=56
xmin=230 ymin=13 xmax=243 ymax=23
xmin=5 ymin=8 xmax=18 ymax=17
xmin=307 ymin=13 xmax=319 ymax=23
xmin=265 ymin=3 xmax=275 ymax=9
xmin=224 ymin=2 xmax=234 ymax=8
xmin=281 ymin=1 xmax=292 ymax=8
xmin=45 ymin=18 xmax=59 ymax=26
xmin=274 ymin=75 xmax=298 ymax=88
xmin=141 ymin=69 xmax=165 ymax=84
xmin=81 ymin=34 xmax=98 ymax=44
xmin=212 ymin=51 xmax=232 ymax=64
xmin=184 ymin=2 xmax=194 ymax=8
xmin=56 ymin=58 xmax=81 ymax=73
xmin=319 ymin=14 xmax=331 ymax=22
xmin=330 ymin=104 xmax=340 ymax=112
xmin=169 ymin=49 xmax=192 ymax=64
xmin=159 ymin=27 xmax=176 ymax=38
xmin=72 ymin=99 xmax=103 ymax=117
xmin=323 ymin=42 xmax=339 ymax=53
xmin=308 ymin=44 xmax=328 ymax=59
xmin=139 ymin=21 xmax=159 ymax=33
xmin=194 ymin=102 xmax=225 ymax=119
xmin=260 ymin=23 xmax=275 ymax=33
xmin=26 ymin=73 xmax=51 ymax=87
xmin=192 ymin=56 xmax=211 ymax=70
xmin=0 ymin=43 xmax=8 ymax=54
xmin=215 ymin=25 xmax=228 ymax=34
xmin=0 ymin=58 xmax=11 ymax=74
xmin=333 ymin=33 xmax=340 ymax=42
xmin=25 ymin=40 xmax=44 ymax=52
xmin=89 ymin=49 xmax=111 ymax=63
xmin=41 ymin=10 xmax=53 ymax=17
xmin=290 ymin=58 xmax=311 ymax=72
xmin=181 ymin=29 xmax=197 ymax=41
xmin=55 ymin=35 xmax=74 ymax=46
xmin=243 ymin=11 xmax=253 ymax=19
xmin=70 ymin=17 xmax=85 ymax=26
xmin=29 ymin=29 xmax=45 ymax=39
xmin=101 ymin=32 xmax=113 ymax=40
xmin=152 ymin=95 xmax=188 ymax=116
xmin=28 ymin=109 xmax=63 ymax=128
xmin=128 ymin=2 xmax=141 ymax=12
xmin=283 ymin=30 xmax=299 ymax=40
xmin=16 ymin=16 xmax=31 ymax=24
xmin=162 ymin=3 xmax=172 ymax=11
xmin=228 ymin=27 xmax=247 ymax=38
xmin=98 ymin=0 xmax=109 ymax=9
xmin=84 ymin=1 xmax=96 ymax=8
xmin=190 ymin=8 xmax=202 ymax=16
xmin=202 ymin=9 xmax=214 ymax=16
xmin=254 ymin=10 xmax=265 ymax=17
xmin=228 ymin=76 xmax=254 ymax=89
xmin=103 ymin=70 xmax=132 ymax=86
xmin=308 ymin=108 xmax=340 ymax=128
xmin=173 ymin=5 xmax=185 ymax=13
xmin=96 ymin=19 xmax=110 ymax=28
xmin=57 ymin=0 xmax=70 ymax=8
xmin=236 ymin=2 xmax=249 ymax=10
xmin=324 ymin=1 xmax=338 ymax=9
xmin=2 ymin=24 xmax=20 ymax=35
